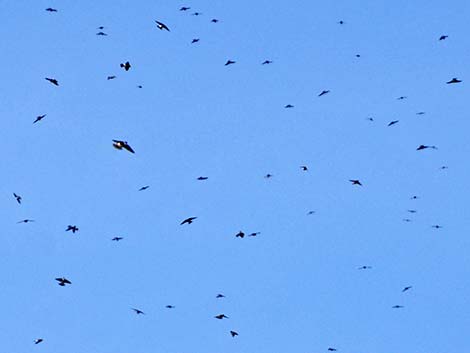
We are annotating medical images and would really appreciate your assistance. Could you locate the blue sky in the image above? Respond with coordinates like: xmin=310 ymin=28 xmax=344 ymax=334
xmin=1 ymin=0 xmax=470 ymax=352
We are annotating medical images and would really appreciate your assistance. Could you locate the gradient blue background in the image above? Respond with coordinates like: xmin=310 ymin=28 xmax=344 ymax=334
xmin=2 ymin=1 xmax=469 ymax=352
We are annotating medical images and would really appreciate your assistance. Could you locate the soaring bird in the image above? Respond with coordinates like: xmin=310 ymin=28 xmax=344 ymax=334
xmin=155 ymin=20 xmax=170 ymax=31
xmin=113 ymin=140 xmax=135 ymax=153
xmin=262 ymin=60 xmax=273 ymax=65
xmin=328 ymin=349 xmax=338 ymax=352
xmin=180 ymin=6 xmax=190 ymax=11
xmin=211 ymin=18 xmax=219 ymax=23
xmin=17 ymin=219 xmax=34 ymax=223
xmin=107 ymin=75 xmax=116 ymax=80
xmin=249 ymin=232 xmax=260 ymax=237
xmin=165 ymin=305 xmax=175 ymax=309
xmin=397 ymin=96 xmax=407 ymax=100
xmin=191 ymin=38 xmax=200 ymax=43
xmin=139 ymin=185 xmax=150 ymax=191
xmin=432 ymin=225 xmax=443 ymax=229
xmin=446 ymin=77 xmax=461 ymax=84
xmin=307 ymin=211 xmax=316 ymax=215
xmin=416 ymin=145 xmax=437 ymax=150
xmin=216 ymin=293 xmax=225 ymax=298
xmin=192 ymin=12 xmax=202 ymax=16
xmin=235 ymin=231 xmax=245 ymax=238
xmin=402 ymin=286 xmax=412 ymax=292
xmin=34 ymin=339 xmax=43 ymax=344
xmin=318 ymin=90 xmax=330 ymax=97
xmin=120 ymin=61 xmax=131 ymax=71
xmin=13 ymin=193 xmax=22 ymax=204
xmin=112 ymin=237 xmax=123 ymax=241
xmin=392 ymin=305 xmax=404 ymax=309
xmin=33 ymin=114 xmax=46 ymax=124
xmin=181 ymin=217 xmax=197 ymax=225
xmin=225 ymin=60 xmax=236 ymax=66
xmin=388 ymin=120 xmax=399 ymax=126
xmin=96 ymin=31 xmax=108 ymax=36
xmin=66 ymin=225 xmax=79 ymax=233
xmin=230 ymin=330 xmax=239 ymax=337
xmin=358 ymin=265 xmax=372 ymax=270
xmin=402 ymin=218 xmax=412 ymax=222
xmin=416 ymin=112 xmax=425 ymax=115
xmin=349 ymin=179 xmax=362 ymax=186
xmin=132 ymin=308 xmax=145 ymax=315
xmin=284 ymin=104 xmax=294 ymax=108
xmin=197 ymin=176 xmax=208 ymax=180
xmin=45 ymin=8 xmax=57 ymax=12
xmin=214 ymin=314 xmax=229 ymax=319
xmin=439 ymin=35 xmax=448 ymax=40
xmin=55 ymin=277 xmax=71 ymax=286
xmin=264 ymin=173 xmax=273 ymax=179
xmin=407 ymin=209 xmax=417 ymax=213
xmin=45 ymin=78 xmax=59 ymax=86
xmin=300 ymin=166 xmax=308 ymax=171
xmin=338 ymin=20 xmax=345 ymax=24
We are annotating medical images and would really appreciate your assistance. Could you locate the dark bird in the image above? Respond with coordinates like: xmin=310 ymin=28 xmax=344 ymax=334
xmin=113 ymin=140 xmax=135 ymax=153
xmin=349 ymin=179 xmax=362 ymax=186
xmin=446 ymin=77 xmax=461 ymax=84
xmin=191 ymin=38 xmax=200 ymax=43
xmin=17 ymin=219 xmax=34 ymax=223
xmin=96 ymin=31 xmax=108 ymax=36
xmin=264 ymin=173 xmax=273 ymax=179
xmin=216 ymin=293 xmax=225 ymax=298
xmin=197 ymin=176 xmax=208 ymax=180
xmin=397 ymin=96 xmax=407 ymax=100
xmin=139 ymin=185 xmax=150 ymax=191
xmin=439 ymin=165 xmax=449 ymax=170
xmin=214 ymin=314 xmax=229 ymax=319
xmin=155 ymin=20 xmax=170 ymax=31
xmin=410 ymin=195 xmax=419 ymax=199
xmin=181 ymin=217 xmax=197 ymax=225
xmin=392 ymin=305 xmax=404 ymax=309
xmin=97 ymin=26 xmax=105 ymax=30
xmin=211 ymin=18 xmax=219 ymax=23
xmin=262 ymin=60 xmax=273 ymax=65
xmin=416 ymin=111 xmax=426 ymax=115
xmin=338 ymin=20 xmax=344 ymax=24
xmin=328 ymin=349 xmax=337 ymax=352
xmin=165 ymin=305 xmax=175 ymax=309
xmin=307 ymin=211 xmax=315 ymax=215
xmin=432 ymin=224 xmax=443 ymax=229
xmin=235 ymin=231 xmax=245 ymax=238
xmin=192 ymin=12 xmax=202 ymax=16
xmin=120 ymin=61 xmax=131 ymax=71
xmin=107 ymin=75 xmax=116 ymax=80
xmin=132 ymin=308 xmax=145 ymax=315
xmin=402 ymin=286 xmax=412 ymax=292
xmin=45 ymin=78 xmax=59 ymax=86
xmin=225 ymin=60 xmax=236 ymax=66
xmin=439 ymin=35 xmax=448 ymax=40
xmin=284 ymin=104 xmax=294 ymax=108
xmin=112 ymin=237 xmax=123 ymax=241
xmin=180 ymin=6 xmax=190 ymax=11
xmin=34 ymin=339 xmax=43 ymax=345
xmin=13 ymin=193 xmax=22 ymax=204
xmin=388 ymin=120 xmax=399 ymax=126
xmin=33 ymin=114 xmax=46 ymax=124
xmin=366 ymin=117 xmax=374 ymax=122
xmin=230 ymin=330 xmax=239 ymax=337
xmin=407 ymin=209 xmax=417 ymax=213
xmin=300 ymin=166 xmax=308 ymax=171
xmin=416 ymin=144 xmax=437 ymax=150
xmin=402 ymin=218 xmax=412 ymax=222
xmin=358 ymin=265 xmax=372 ymax=270
xmin=355 ymin=54 xmax=361 ymax=58
xmin=137 ymin=85 xmax=143 ymax=88
xmin=45 ymin=8 xmax=57 ymax=12
xmin=66 ymin=225 xmax=79 ymax=233
xmin=55 ymin=277 xmax=71 ymax=286
xmin=318 ymin=90 xmax=330 ymax=97
xmin=249 ymin=232 xmax=260 ymax=237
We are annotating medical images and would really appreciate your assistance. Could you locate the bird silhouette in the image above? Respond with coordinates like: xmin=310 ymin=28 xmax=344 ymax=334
xmin=416 ymin=145 xmax=437 ymax=150
xmin=107 ymin=75 xmax=116 ymax=80
xmin=96 ymin=31 xmax=108 ymax=36
xmin=264 ymin=173 xmax=273 ymax=178
xmin=216 ymin=293 xmax=225 ymax=298
xmin=388 ymin=120 xmax=399 ymax=126
xmin=402 ymin=286 xmax=412 ymax=292
xmin=392 ymin=305 xmax=404 ymax=309
xmin=34 ymin=338 xmax=43 ymax=344
xmin=113 ymin=140 xmax=135 ymax=153
xmin=139 ymin=186 xmax=150 ymax=191
xmin=300 ymin=166 xmax=308 ymax=171
xmin=66 ymin=225 xmax=79 ymax=233
xmin=192 ymin=12 xmax=202 ymax=16
xmin=349 ymin=179 xmax=362 ymax=186
xmin=338 ymin=20 xmax=344 ymax=24
xmin=249 ymin=232 xmax=260 ymax=237
xmin=416 ymin=111 xmax=426 ymax=115
xmin=358 ymin=265 xmax=372 ymax=270
xmin=191 ymin=38 xmax=200 ymax=43
xmin=132 ymin=308 xmax=145 ymax=315
xmin=55 ymin=277 xmax=71 ymax=286
xmin=407 ymin=209 xmax=417 ymax=213
xmin=318 ymin=90 xmax=330 ymax=97
xmin=328 ymin=349 xmax=337 ymax=352
xmin=230 ymin=330 xmax=239 ymax=337
xmin=439 ymin=35 xmax=448 ymax=40
xmin=211 ymin=19 xmax=219 ymax=23
xmin=446 ymin=77 xmax=461 ymax=84
xmin=262 ymin=60 xmax=273 ymax=65
xmin=403 ymin=218 xmax=412 ymax=222
xmin=33 ymin=114 xmax=46 ymax=124
xmin=307 ymin=211 xmax=316 ymax=215
xmin=112 ymin=237 xmax=123 ymax=241
xmin=235 ymin=231 xmax=245 ymax=238
xmin=397 ymin=96 xmax=407 ymax=100
xmin=214 ymin=314 xmax=229 ymax=319
xmin=181 ymin=217 xmax=197 ymax=225
xmin=197 ymin=176 xmax=208 ymax=180
xmin=17 ymin=219 xmax=34 ymax=223
xmin=120 ymin=61 xmax=131 ymax=71
xmin=165 ymin=305 xmax=175 ymax=309
xmin=45 ymin=8 xmax=57 ymax=12
xmin=225 ymin=60 xmax=236 ymax=66
xmin=431 ymin=225 xmax=443 ymax=229
xmin=155 ymin=20 xmax=170 ymax=31
xmin=284 ymin=104 xmax=294 ymax=108
xmin=13 ymin=193 xmax=22 ymax=204
xmin=180 ymin=6 xmax=190 ymax=11
xmin=45 ymin=78 xmax=59 ymax=86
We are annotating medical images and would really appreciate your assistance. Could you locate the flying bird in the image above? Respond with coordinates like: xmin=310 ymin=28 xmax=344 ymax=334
xmin=225 ymin=60 xmax=236 ymax=66
xmin=33 ymin=114 xmax=46 ymax=124
xmin=13 ymin=193 xmax=22 ymax=204
xmin=180 ymin=6 xmax=190 ymax=11
xmin=139 ymin=185 xmax=150 ymax=191
xmin=55 ymin=277 xmax=71 ymax=286
xmin=284 ymin=104 xmax=294 ymax=108
xmin=349 ymin=179 xmax=362 ymax=186
xmin=307 ymin=211 xmax=316 ymax=215
xmin=358 ymin=265 xmax=372 ymax=270
xmin=155 ymin=20 xmax=170 ymax=31
xmin=45 ymin=8 xmax=57 ymax=12
xmin=446 ymin=77 xmax=461 ymax=84
xmin=397 ymin=96 xmax=407 ymax=100
xmin=216 ymin=293 xmax=225 ymax=298
xmin=388 ymin=120 xmax=399 ymax=126
xmin=318 ymin=90 xmax=330 ymax=97
xmin=107 ymin=75 xmax=116 ymax=80
xmin=416 ymin=145 xmax=437 ymax=150
xmin=113 ymin=140 xmax=135 ymax=153
xmin=439 ymin=35 xmax=448 ymax=40
xmin=214 ymin=314 xmax=229 ymax=319
xmin=407 ymin=209 xmax=417 ymax=213
xmin=96 ymin=31 xmax=108 ymax=36
xmin=262 ymin=60 xmax=273 ymax=65
xmin=211 ymin=19 xmax=219 ymax=23
xmin=97 ymin=26 xmax=105 ymax=30
xmin=181 ymin=217 xmax=197 ymax=225
xmin=392 ymin=305 xmax=404 ymax=309
xmin=337 ymin=20 xmax=344 ymax=24
xmin=197 ymin=176 xmax=208 ymax=180
xmin=402 ymin=286 xmax=412 ymax=292
xmin=249 ymin=232 xmax=260 ymax=237
xmin=416 ymin=112 xmax=426 ymax=115
xmin=120 ymin=61 xmax=131 ymax=71
xmin=264 ymin=173 xmax=273 ymax=179
xmin=431 ymin=225 xmax=443 ymax=229
xmin=230 ymin=330 xmax=239 ymax=337
xmin=17 ymin=219 xmax=34 ymax=223
xmin=410 ymin=195 xmax=419 ymax=199
xmin=132 ymin=308 xmax=145 ymax=315
xmin=366 ymin=117 xmax=374 ymax=122
xmin=403 ymin=218 xmax=412 ymax=222
xmin=328 ymin=349 xmax=338 ymax=352
xmin=300 ymin=166 xmax=308 ymax=171
xmin=165 ymin=305 xmax=175 ymax=309
xmin=235 ymin=231 xmax=245 ymax=238
xmin=66 ymin=225 xmax=79 ymax=233
xmin=191 ymin=38 xmax=200 ymax=43
xmin=34 ymin=339 xmax=43 ymax=345
xmin=192 ymin=12 xmax=202 ymax=16
xmin=112 ymin=237 xmax=123 ymax=241
xmin=45 ymin=78 xmax=59 ymax=86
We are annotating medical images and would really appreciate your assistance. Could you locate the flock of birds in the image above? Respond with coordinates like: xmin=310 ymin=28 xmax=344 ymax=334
xmin=6 ymin=3 xmax=465 ymax=352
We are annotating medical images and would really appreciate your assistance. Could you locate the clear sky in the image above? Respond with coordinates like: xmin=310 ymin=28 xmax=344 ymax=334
xmin=1 ymin=0 xmax=470 ymax=352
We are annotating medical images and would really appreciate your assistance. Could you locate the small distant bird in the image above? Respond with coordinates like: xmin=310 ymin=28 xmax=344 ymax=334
xmin=284 ymin=104 xmax=294 ymax=108
xmin=107 ymin=75 xmax=116 ymax=80
xmin=45 ymin=78 xmax=59 ymax=86
xmin=155 ymin=20 xmax=170 ymax=31
xmin=139 ymin=185 xmax=150 ymax=191
xmin=112 ymin=237 xmax=123 ymax=241
xmin=410 ymin=195 xmax=419 ymax=199
xmin=388 ymin=120 xmax=399 ymax=126
xmin=402 ymin=286 xmax=412 ymax=292
xmin=397 ymin=96 xmax=407 ymax=100
xmin=355 ymin=54 xmax=361 ymax=58
xmin=181 ymin=217 xmax=197 ymax=225
xmin=137 ymin=85 xmax=143 ymax=88
xmin=216 ymin=293 xmax=225 ymax=298
xmin=318 ymin=90 xmax=330 ymax=97
xmin=446 ymin=77 xmax=462 ymax=84
xmin=366 ymin=117 xmax=374 ymax=122
xmin=113 ymin=140 xmax=135 ymax=153
xmin=55 ymin=277 xmax=71 ymax=286
xmin=17 ymin=219 xmax=34 ymax=223
xmin=235 ymin=231 xmax=245 ymax=238
xmin=197 ymin=176 xmax=208 ymax=180
xmin=120 ymin=61 xmax=131 ymax=71
xmin=225 ymin=60 xmax=236 ymax=66
xmin=214 ymin=314 xmax=229 ymax=319
xmin=211 ymin=19 xmax=219 ymax=23
xmin=264 ymin=173 xmax=273 ymax=179
xmin=328 ymin=349 xmax=337 ymax=352
xmin=300 ymin=166 xmax=308 ymax=171
xmin=165 ymin=305 xmax=175 ymax=309
xmin=416 ymin=145 xmax=437 ymax=150
xmin=358 ymin=265 xmax=372 ymax=270
xmin=97 ymin=26 xmax=105 ymax=30
xmin=180 ymin=6 xmax=190 ymax=11
xmin=33 ymin=114 xmax=46 ymax=124
xmin=13 ymin=193 xmax=22 ymax=204
xmin=307 ymin=211 xmax=315 ymax=215
xmin=349 ymin=179 xmax=362 ymax=186
xmin=45 ymin=8 xmax=57 ymax=12
xmin=230 ymin=330 xmax=239 ymax=337
xmin=249 ymin=232 xmax=260 ymax=237
xmin=439 ymin=165 xmax=448 ymax=170
xmin=439 ymin=35 xmax=448 ymax=40
xmin=262 ymin=60 xmax=273 ymax=65
xmin=338 ymin=20 xmax=344 ymax=24
xmin=392 ymin=305 xmax=404 ymax=309
xmin=132 ymin=308 xmax=145 ymax=315
xmin=431 ymin=225 xmax=443 ymax=229
xmin=192 ymin=12 xmax=202 ymax=16
xmin=403 ymin=218 xmax=412 ymax=222
xmin=191 ymin=38 xmax=200 ymax=43
xmin=407 ymin=209 xmax=417 ymax=213
xmin=66 ymin=225 xmax=79 ymax=233
xmin=34 ymin=339 xmax=43 ymax=345
xmin=416 ymin=112 xmax=426 ymax=115
xmin=96 ymin=31 xmax=108 ymax=36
